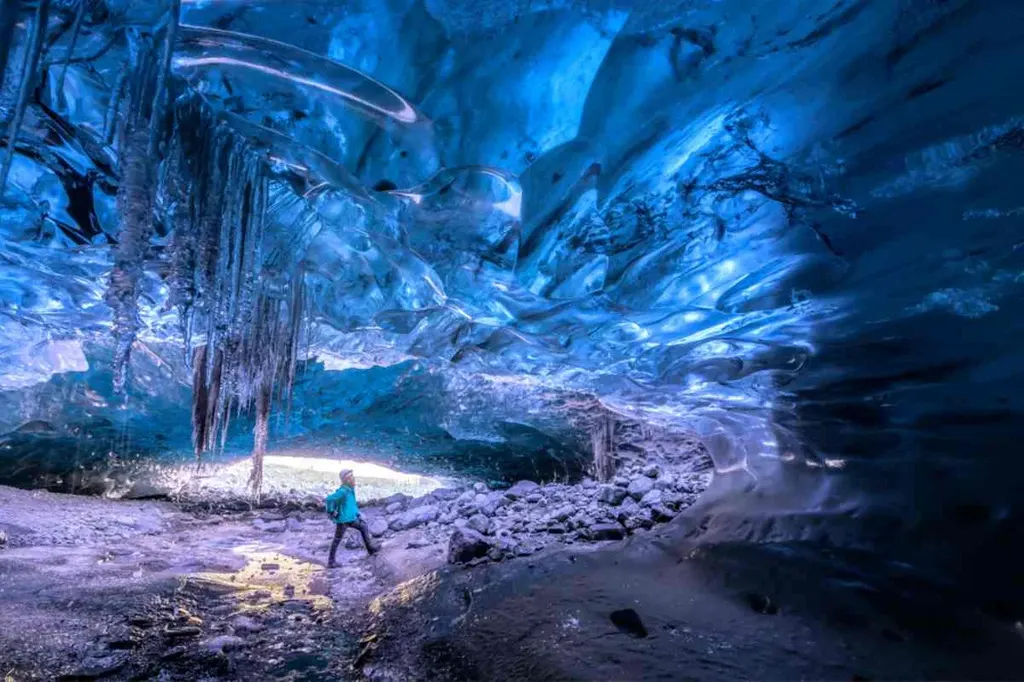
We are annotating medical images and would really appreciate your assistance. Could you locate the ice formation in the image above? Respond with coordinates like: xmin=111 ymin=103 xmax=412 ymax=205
xmin=2 ymin=0 xmax=1024 ymax=610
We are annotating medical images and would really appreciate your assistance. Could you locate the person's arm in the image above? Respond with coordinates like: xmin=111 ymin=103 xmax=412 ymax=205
xmin=325 ymin=489 xmax=342 ymax=517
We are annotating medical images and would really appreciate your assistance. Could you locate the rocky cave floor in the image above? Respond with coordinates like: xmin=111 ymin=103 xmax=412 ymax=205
xmin=0 ymin=460 xmax=710 ymax=681
xmin=4 ymin=457 xmax=1024 ymax=681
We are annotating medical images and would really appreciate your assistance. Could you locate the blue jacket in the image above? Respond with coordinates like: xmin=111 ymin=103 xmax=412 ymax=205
xmin=325 ymin=485 xmax=359 ymax=524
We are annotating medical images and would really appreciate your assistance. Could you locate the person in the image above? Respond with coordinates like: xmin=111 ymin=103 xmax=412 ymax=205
xmin=325 ymin=469 xmax=378 ymax=567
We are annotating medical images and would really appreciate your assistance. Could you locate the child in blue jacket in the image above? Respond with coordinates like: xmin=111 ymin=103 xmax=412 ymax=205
xmin=326 ymin=469 xmax=378 ymax=567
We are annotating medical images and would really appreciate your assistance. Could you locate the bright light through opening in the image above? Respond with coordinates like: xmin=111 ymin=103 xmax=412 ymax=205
xmin=264 ymin=455 xmax=434 ymax=484
xmin=186 ymin=453 xmax=449 ymax=502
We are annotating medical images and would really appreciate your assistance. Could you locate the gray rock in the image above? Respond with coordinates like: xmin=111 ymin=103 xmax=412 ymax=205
xmin=0 ymin=530 xmax=6 ymax=548
xmin=391 ymin=505 xmax=439 ymax=531
xmin=616 ymin=497 xmax=640 ymax=523
xmin=639 ymin=489 xmax=663 ymax=508
xmin=447 ymin=527 xmax=493 ymax=564
xmin=71 ymin=654 xmax=128 ymax=678
xmin=627 ymin=477 xmax=654 ymax=500
xmin=598 ymin=485 xmax=627 ymax=506
xmin=385 ymin=502 xmax=404 ymax=515
xmin=253 ymin=519 xmax=286 ymax=533
xmin=368 ymin=518 xmax=389 ymax=537
xmin=552 ymin=506 xmax=573 ymax=522
xmin=344 ymin=533 xmax=364 ymax=549
xmin=504 ymin=480 xmax=541 ymax=500
xmin=431 ymin=487 xmax=462 ymax=502
xmin=674 ymin=476 xmax=699 ymax=494
xmin=581 ymin=478 xmax=597 ymax=490
xmin=650 ymin=505 xmax=676 ymax=523
xmin=467 ymin=513 xmax=492 ymax=535
xmin=473 ymin=482 xmax=489 ymax=493
xmin=204 ymin=635 xmax=246 ymax=654
xmin=613 ymin=477 xmax=630 ymax=488
xmin=479 ymin=491 xmax=510 ymax=515
xmin=231 ymin=616 xmax=263 ymax=634
xmin=654 ymin=477 xmax=674 ymax=490
xmin=525 ymin=493 xmax=544 ymax=504
xmin=588 ymin=523 xmax=625 ymax=541
xmin=660 ymin=491 xmax=684 ymax=509
xmin=406 ymin=535 xmax=432 ymax=549
xmin=383 ymin=493 xmax=412 ymax=506
xmin=643 ymin=464 xmax=660 ymax=478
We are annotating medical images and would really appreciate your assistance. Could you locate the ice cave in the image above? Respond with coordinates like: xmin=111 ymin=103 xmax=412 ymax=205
xmin=1 ymin=0 xmax=1024 ymax=679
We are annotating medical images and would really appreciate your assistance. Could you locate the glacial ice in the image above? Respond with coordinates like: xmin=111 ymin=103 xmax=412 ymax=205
xmin=1 ymin=2 xmax=1023 ymax=612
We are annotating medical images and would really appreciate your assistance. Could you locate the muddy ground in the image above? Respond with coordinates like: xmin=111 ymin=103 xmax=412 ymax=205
xmin=0 ymin=485 xmax=443 ymax=680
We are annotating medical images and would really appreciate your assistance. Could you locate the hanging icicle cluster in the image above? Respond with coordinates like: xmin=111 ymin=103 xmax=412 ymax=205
xmin=105 ymin=1 xmax=179 ymax=393
xmin=166 ymin=96 xmax=308 ymax=500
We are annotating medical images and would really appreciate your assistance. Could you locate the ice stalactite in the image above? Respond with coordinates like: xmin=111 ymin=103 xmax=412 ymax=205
xmin=0 ymin=1 xmax=22 ymax=95
xmin=52 ymin=0 xmax=85 ymax=106
xmin=105 ymin=27 xmax=161 ymax=394
xmin=591 ymin=414 xmax=616 ymax=482
xmin=0 ymin=0 xmax=49 ymax=193
xmin=170 ymin=96 xmax=309 ymax=499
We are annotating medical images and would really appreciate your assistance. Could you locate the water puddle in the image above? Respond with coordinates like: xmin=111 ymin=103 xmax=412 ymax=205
xmin=191 ymin=543 xmax=333 ymax=613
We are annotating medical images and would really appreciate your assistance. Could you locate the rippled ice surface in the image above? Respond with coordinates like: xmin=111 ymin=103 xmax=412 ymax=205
xmin=2 ymin=4 xmax=1024 ymax=611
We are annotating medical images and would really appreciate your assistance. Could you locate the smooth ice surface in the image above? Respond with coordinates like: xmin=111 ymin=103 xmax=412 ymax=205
xmin=2 ymin=0 xmax=1024 ymax=609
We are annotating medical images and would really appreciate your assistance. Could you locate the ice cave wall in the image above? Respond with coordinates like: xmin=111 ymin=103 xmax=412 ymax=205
xmin=1 ymin=0 xmax=1024 ymax=610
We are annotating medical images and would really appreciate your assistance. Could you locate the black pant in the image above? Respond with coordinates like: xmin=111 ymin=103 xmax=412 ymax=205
xmin=328 ymin=517 xmax=374 ymax=563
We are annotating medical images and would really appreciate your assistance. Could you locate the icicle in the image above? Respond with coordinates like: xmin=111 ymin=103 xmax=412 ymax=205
xmin=147 ymin=0 xmax=179 ymax=157
xmin=0 ymin=0 xmax=22 ymax=95
xmin=0 ymin=0 xmax=49 ymax=193
xmin=249 ymin=381 xmax=271 ymax=503
xmin=53 ymin=0 xmax=84 ymax=109
xmin=591 ymin=414 xmax=617 ymax=482
xmin=191 ymin=344 xmax=210 ymax=460
xmin=103 ymin=61 xmax=127 ymax=145
xmin=107 ymin=127 xmax=154 ymax=393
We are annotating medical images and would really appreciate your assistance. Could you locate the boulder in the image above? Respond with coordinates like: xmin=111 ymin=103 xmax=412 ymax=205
xmin=431 ymin=487 xmax=462 ymax=502
xmin=639 ymin=489 xmax=663 ymax=508
xmin=368 ymin=518 xmax=390 ymax=537
xmin=473 ymin=482 xmax=489 ymax=493
xmin=650 ymin=505 xmax=676 ymax=523
xmin=627 ymin=477 xmax=654 ymax=500
xmin=467 ymin=513 xmax=492 ymax=535
xmin=0 ymin=530 xmax=6 ymax=548
xmin=406 ymin=535 xmax=432 ymax=549
xmin=383 ymin=493 xmax=412 ymax=506
xmin=525 ymin=493 xmax=544 ymax=504
xmin=598 ymin=485 xmax=627 ymax=506
xmin=504 ymin=480 xmax=540 ymax=500
xmin=344 ymin=533 xmax=364 ymax=549
xmin=588 ymin=523 xmax=626 ymax=541
xmin=391 ymin=505 xmax=439 ymax=531
xmin=643 ymin=464 xmax=660 ymax=479
xmin=477 ymin=491 xmax=510 ymax=516
xmin=447 ymin=528 xmax=493 ymax=564
xmin=613 ymin=477 xmax=630 ymax=488
xmin=385 ymin=502 xmax=405 ymax=515
xmin=204 ymin=635 xmax=246 ymax=654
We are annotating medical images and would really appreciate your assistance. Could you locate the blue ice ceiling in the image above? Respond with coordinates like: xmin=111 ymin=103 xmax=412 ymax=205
xmin=3 ymin=0 xmax=1024 ymax=596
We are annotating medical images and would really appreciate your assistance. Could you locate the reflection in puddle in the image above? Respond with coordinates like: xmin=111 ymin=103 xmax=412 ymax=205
xmin=192 ymin=544 xmax=333 ymax=612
